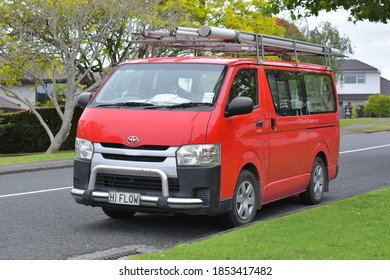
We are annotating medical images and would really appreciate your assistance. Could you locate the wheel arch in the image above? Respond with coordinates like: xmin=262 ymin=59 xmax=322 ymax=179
xmin=222 ymin=149 xmax=264 ymax=204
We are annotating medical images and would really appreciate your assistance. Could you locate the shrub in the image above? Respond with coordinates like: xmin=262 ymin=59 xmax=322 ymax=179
xmin=0 ymin=106 xmax=83 ymax=154
xmin=0 ymin=109 xmax=12 ymax=136
xmin=364 ymin=94 xmax=390 ymax=117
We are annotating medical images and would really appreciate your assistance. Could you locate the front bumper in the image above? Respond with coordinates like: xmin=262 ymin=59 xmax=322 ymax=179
xmin=71 ymin=188 xmax=203 ymax=209
xmin=71 ymin=164 xmax=203 ymax=210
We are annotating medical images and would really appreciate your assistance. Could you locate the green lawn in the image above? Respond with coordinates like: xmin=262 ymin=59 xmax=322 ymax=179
xmin=339 ymin=117 xmax=388 ymax=127
xmin=133 ymin=187 xmax=390 ymax=260
xmin=346 ymin=123 xmax=390 ymax=133
xmin=0 ymin=150 xmax=74 ymax=165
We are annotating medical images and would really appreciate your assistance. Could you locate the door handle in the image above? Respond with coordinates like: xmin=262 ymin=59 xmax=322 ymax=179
xmin=271 ymin=117 xmax=276 ymax=130
xmin=256 ymin=120 xmax=264 ymax=127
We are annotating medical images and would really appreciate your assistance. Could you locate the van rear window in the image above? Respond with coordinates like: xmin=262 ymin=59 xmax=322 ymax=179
xmin=265 ymin=70 xmax=336 ymax=116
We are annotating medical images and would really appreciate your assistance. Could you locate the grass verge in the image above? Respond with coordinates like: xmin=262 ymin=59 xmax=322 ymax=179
xmin=0 ymin=150 xmax=74 ymax=165
xmin=133 ymin=187 xmax=390 ymax=260
xmin=339 ymin=117 xmax=388 ymax=127
xmin=346 ymin=123 xmax=390 ymax=133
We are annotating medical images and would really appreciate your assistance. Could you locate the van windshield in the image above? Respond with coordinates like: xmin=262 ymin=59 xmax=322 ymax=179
xmin=92 ymin=63 xmax=227 ymax=109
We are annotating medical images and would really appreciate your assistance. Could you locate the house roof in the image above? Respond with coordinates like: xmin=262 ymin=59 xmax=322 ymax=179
xmin=381 ymin=77 xmax=390 ymax=95
xmin=0 ymin=96 xmax=21 ymax=111
xmin=341 ymin=59 xmax=379 ymax=72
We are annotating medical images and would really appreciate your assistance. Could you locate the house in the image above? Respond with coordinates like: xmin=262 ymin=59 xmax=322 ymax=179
xmin=0 ymin=96 xmax=21 ymax=112
xmin=381 ymin=77 xmax=390 ymax=95
xmin=337 ymin=59 xmax=390 ymax=106
xmin=1 ymin=55 xmax=69 ymax=111
xmin=0 ymin=80 xmax=36 ymax=111
xmin=0 ymin=78 xmax=66 ymax=112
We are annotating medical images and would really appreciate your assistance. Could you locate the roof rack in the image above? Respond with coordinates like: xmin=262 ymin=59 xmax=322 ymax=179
xmin=129 ymin=25 xmax=344 ymax=69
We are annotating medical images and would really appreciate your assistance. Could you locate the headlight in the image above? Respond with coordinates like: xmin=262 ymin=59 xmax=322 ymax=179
xmin=176 ymin=144 xmax=220 ymax=166
xmin=75 ymin=138 xmax=94 ymax=160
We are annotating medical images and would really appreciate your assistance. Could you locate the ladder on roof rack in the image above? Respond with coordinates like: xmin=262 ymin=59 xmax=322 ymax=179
xmin=129 ymin=25 xmax=344 ymax=69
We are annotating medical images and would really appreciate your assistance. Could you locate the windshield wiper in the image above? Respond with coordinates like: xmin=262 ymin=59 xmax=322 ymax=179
xmin=144 ymin=102 xmax=213 ymax=109
xmin=96 ymin=102 xmax=155 ymax=108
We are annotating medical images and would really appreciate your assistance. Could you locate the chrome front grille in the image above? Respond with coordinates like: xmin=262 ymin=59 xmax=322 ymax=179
xmin=92 ymin=143 xmax=180 ymax=188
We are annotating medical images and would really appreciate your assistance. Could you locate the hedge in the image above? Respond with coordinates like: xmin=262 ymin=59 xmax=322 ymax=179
xmin=0 ymin=106 xmax=83 ymax=154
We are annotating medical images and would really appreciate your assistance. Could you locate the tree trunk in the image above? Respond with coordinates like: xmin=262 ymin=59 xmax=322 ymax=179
xmin=45 ymin=93 xmax=76 ymax=154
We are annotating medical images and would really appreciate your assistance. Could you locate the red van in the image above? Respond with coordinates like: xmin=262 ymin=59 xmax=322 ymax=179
xmin=71 ymin=26 xmax=340 ymax=227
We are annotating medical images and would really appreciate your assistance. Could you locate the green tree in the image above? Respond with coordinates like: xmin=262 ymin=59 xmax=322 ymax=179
xmin=266 ymin=0 xmax=390 ymax=23
xmin=303 ymin=22 xmax=353 ymax=55
xmin=300 ymin=21 xmax=353 ymax=82
xmin=364 ymin=94 xmax=390 ymax=117
xmin=165 ymin=0 xmax=285 ymax=36
xmin=0 ymin=0 xmax=291 ymax=154
xmin=276 ymin=18 xmax=305 ymax=40
xmin=144 ymin=0 xmax=286 ymax=60
xmin=0 ymin=0 xmax=175 ymax=153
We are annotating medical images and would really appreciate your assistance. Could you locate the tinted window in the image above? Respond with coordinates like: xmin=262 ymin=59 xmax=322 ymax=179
xmin=266 ymin=70 xmax=336 ymax=116
xmin=228 ymin=68 xmax=258 ymax=106
xmin=304 ymin=74 xmax=336 ymax=113
xmin=266 ymin=71 xmax=306 ymax=116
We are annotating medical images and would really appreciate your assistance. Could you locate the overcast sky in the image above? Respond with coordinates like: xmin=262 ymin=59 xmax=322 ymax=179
xmin=299 ymin=9 xmax=390 ymax=80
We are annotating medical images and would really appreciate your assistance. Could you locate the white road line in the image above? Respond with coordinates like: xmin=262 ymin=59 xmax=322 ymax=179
xmin=340 ymin=144 xmax=390 ymax=154
xmin=0 ymin=186 xmax=72 ymax=199
xmin=2 ymin=144 xmax=390 ymax=198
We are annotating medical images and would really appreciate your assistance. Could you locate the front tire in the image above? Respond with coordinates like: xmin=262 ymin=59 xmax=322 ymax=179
xmin=300 ymin=157 xmax=327 ymax=205
xmin=221 ymin=170 xmax=259 ymax=228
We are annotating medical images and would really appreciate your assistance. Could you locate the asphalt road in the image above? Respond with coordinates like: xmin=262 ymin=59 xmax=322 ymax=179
xmin=0 ymin=131 xmax=389 ymax=260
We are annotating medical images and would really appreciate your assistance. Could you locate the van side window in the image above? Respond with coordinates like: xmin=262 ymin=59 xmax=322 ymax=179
xmin=266 ymin=71 xmax=305 ymax=116
xmin=305 ymin=74 xmax=336 ymax=113
xmin=229 ymin=68 xmax=258 ymax=106
xmin=266 ymin=70 xmax=336 ymax=116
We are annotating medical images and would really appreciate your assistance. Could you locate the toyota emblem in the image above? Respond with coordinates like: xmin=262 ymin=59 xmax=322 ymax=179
xmin=126 ymin=136 xmax=140 ymax=146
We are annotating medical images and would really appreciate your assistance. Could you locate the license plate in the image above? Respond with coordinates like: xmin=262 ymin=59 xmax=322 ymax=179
xmin=108 ymin=192 xmax=140 ymax=206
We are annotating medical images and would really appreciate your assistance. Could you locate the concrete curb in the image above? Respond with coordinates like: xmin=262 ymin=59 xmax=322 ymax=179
xmin=0 ymin=158 xmax=74 ymax=175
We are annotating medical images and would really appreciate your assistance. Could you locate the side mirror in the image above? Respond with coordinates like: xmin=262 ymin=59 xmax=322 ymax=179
xmin=77 ymin=92 xmax=93 ymax=109
xmin=225 ymin=96 xmax=254 ymax=118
